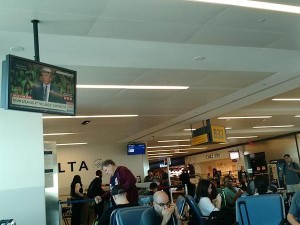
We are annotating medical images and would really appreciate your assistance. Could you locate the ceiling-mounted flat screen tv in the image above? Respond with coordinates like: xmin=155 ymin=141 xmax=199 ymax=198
xmin=1 ymin=54 xmax=76 ymax=115
xmin=127 ymin=143 xmax=146 ymax=155
xmin=229 ymin=151 xmax=240 ymax=160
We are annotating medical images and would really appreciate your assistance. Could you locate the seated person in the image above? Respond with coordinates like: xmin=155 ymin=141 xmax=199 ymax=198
xmin=140 ymin=191 xmax=182 ymax=225
xmin=223 ymin=176 xmax=242 ymax=207
xmin=254 ymin=175 xmax=273 ymax=195
xmin=94 ymin=185 xmax=136 ymax=225
xmin=287 ymin=191 xmax=300 ymax=225
xmin=195 ymin=179 xmax=221 ymax=217
xmin=144 ymin=169 xmax=157 ymax=182
xmin=148 ymin=182 xmax=158 ymax=195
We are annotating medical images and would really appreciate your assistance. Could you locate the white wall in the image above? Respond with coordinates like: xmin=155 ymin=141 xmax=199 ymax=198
xmin=0 ymin=108 xmax=46 ymax=225
xmin=57 ymin=143 xmax=149 ymax=196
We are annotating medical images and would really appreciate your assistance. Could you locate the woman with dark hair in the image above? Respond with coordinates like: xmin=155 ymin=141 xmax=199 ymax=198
xmin=254 ymin=175 xmax=273 ymax=195
xmin=195 ymin=179 xmax=222 ymax=216
xmin=70 ymin=175 xmax=84 ymax=225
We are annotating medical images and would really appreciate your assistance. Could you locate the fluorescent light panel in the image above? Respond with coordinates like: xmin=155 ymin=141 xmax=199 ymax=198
xmin=272 ymin=98 xmax=300 ymax=101
xmin=188 ymin=0 xmax=300 ymax=15
xmin=147 ymin=144 xmax=191 ymax=149
xmin=227 ymin=136 xmax=258 ymax=139
xmin=43 ymin=115 xmax=138 ymax=119
xmin=77 ymin=85 xmax=189 ymax=90
xmin=43 ymin=133 xmax=76 ymax=136
xmin=56 ymin=143 xmax=87 ymax=146
xmin=158 ymin=139 xmax=190 ymax=143
xmin=148 ymin=155 xmax=173 ymax=158
xmin=218 ymin=116 xmax=272 ymax=119
xmin=183 ymin=128 xmax=196 ymax=131
xmin=253 ymin=125 xmax=295 ymax=129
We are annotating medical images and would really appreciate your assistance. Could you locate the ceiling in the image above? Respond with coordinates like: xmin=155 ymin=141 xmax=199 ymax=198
xmin=1 ymin=0 xmax=300 ymax=161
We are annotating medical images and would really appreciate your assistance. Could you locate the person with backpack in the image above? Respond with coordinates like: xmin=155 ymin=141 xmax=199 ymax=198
xmin=87 ymin=170 xmax=105 ymax=218
xmin=283 ymin=154 xmax=300 ymax=192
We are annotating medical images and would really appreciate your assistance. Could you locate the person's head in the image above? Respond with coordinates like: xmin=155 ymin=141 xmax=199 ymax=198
xmin=102 ymin=159 xmax=116 ymax=176
xmin=224 ymin=176 xmax=233 ymax=188
xmin=24 ymin=81 xmax=32 ymax=91
xmin=96 ymin=170 xmax=102 ymax=177
xmin=147 ymin=169 xmax=153 ymax=177
xmin=40 ymin=66 xmax=53 ymax=85
xmin=195 ymin=179 xmax=211 ymax=203
xmin=254 ymin=175 xmax=269 ymax=195
xmin=111 ymin=185 xmax=128 ymax=204
xmin=241 ymin=166 xmax=245 ymax=171
xmin=153 ymin=191 xmax=171 ymax=216
xmin=150 ymin=182 xmax=158 ymax=192
xmin=72 ymin=175 xmax=82 ymax=185
xmin=284 ymin=154 xmax=292 ymax=163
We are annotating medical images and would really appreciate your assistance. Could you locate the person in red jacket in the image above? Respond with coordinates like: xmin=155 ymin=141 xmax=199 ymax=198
xmin=98 ymin=159 xmax=139 ymax=206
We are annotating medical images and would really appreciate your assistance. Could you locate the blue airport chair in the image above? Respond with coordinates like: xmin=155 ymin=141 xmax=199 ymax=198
xmin=176 ymin=195 xmax=186 ymax=218
xmin=184 ymin=195 xmax=205 ymax=225
xmin=114 ymin=205 xmax=150 ymax=225
xmin=236 ymin=194 xmax=285 ymax=225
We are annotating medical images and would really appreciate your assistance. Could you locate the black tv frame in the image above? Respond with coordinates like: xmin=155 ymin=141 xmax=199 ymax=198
xmin=1 ymin=54 xmax=77 ymax=116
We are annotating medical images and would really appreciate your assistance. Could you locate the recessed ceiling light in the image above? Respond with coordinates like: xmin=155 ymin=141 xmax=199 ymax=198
xmin=227 ymin=136 xmax=258 ymax=139
xmin=10 ymin=46 xmax=24 ymax=52
xmin=56 ymin=142 xmax=87 ymax=146
xmin=76 ymin=85 xmax=189 ymax=90
xmin=188 ymin=0 xmax=300 ymax=15
xmin=43 ymin=133 xmax=76 ymax=136
xmin=158 ymin=139 xmax=191 ymax=143
xmin=43 ymin=115 xmax=138 ymax=119
xmin=225 ymin=127 xmax=232 ymax=130
xmin=218 ymin=116 xmax=272 ymax=119
xmin=272 ymin=98 xmax=300 ymax=101
xmin=258 ymin=18 xmax=266 ymax=23
xmin=253 ymin=125 xmax=295 ymax=128
xmin=193 ymin=56 xmax=206 ymax=61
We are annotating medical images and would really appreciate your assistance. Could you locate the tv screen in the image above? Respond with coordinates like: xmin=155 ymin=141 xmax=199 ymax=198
xmin=1 ymin=54 xmax=76 ymax=115
xmin=127 ymin=143 xmax=146 ymax=155
xmin=230 ymin=151 xmax=240 ymax=159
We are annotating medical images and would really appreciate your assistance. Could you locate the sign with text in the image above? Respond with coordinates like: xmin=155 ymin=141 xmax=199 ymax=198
xmin=191 ymin=123 xmax=227 ymax=146
xmin=210 ymin=125 xmax=227 ymax=143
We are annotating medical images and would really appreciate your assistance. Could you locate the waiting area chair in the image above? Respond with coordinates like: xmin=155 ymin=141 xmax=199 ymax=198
xmin=184 ymin=194 xmax=205 ymax=225
xmin=110 ymin=205 xmax=150 ymax=225
xmin=236 ymin=194 xmax=285 ymax=225
xmin=176 ymin=195 xmax=186 ymax=218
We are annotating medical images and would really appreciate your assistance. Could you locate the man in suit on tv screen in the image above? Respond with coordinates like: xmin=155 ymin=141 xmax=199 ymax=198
xmin=32 ymin=66 xmax=65 ymax=103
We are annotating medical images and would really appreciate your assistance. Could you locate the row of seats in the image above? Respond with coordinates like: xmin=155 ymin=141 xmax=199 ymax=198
xmin=177 ymin=193 xmax=287 ymax=225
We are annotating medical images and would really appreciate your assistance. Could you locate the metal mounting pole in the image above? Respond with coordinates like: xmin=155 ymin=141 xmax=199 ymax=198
xmin=31 ymin=20 xmax=40 ymax=62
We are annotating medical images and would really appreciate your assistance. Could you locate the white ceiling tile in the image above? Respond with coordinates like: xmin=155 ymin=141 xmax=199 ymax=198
xmin=89 ymin=17 xmax=201 ymax=42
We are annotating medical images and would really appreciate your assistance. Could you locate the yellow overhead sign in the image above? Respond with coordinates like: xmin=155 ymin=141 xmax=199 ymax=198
xmin=191 ymin=134 xmax=209 ymax=146
xmin=210 ymin=125 xmax=227 ymax=143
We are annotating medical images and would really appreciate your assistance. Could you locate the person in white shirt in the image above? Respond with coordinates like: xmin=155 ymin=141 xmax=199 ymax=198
xmin=195 ymin=179 xmax=222 ymax=216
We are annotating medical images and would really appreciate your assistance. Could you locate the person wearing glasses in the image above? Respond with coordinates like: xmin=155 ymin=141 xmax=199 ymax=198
xmin=94 ymin=185 xmax=135 ymax=225
xmin=140 ymin=191 xmax=182 ymax=225
xmin=31 ymin=66 xmax=65 ymax=103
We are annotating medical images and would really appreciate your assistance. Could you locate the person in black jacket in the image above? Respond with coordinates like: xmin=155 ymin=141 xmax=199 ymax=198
xmin=87 ymin=170 xmax=105 ymax=218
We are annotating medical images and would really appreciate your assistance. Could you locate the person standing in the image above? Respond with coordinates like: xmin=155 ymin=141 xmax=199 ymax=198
xmin=87 ymin=170 xmax=105 ymax=218
xmin=99 ymin=159 xmax=139 ymax=205
xmin=283 ymin=154 xmax=300 ymax=192
xmin=70 ymin=175 xmax=84 ymax=225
